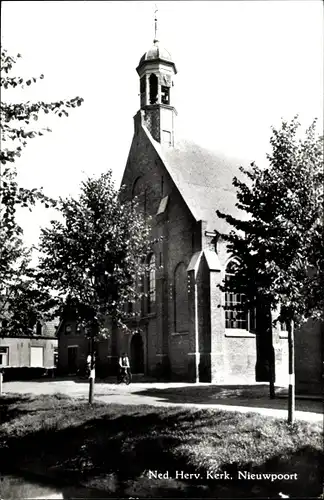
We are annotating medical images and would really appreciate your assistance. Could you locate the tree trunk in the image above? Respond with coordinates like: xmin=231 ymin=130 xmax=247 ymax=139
xmin=287 ymin=319 xmax=295 ymax=423
xmin=88 ymin=335 xmax=95 ymax=405
xmin=257 ymin=299 xmax=276 ymax=399
xmin=269 ymin=344 xmax=275 ymax=399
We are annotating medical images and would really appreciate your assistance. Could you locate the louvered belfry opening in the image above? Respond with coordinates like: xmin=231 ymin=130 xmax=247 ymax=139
xmin=149 ymin=73 xmax=158 ymax=104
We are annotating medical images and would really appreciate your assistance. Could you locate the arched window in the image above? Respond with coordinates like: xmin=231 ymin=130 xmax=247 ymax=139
xmin=149 ymin=74 xmax=158 ymax=104
xmin=148 ymin=254 xmax=156 ymax=313
xmin=174 ymin=262 xmax=188 ymax=332
xmin=36 ymin=322 xmax=42 ymax=336
xmin=225 ymin=260 xmax=248 ymax=330
xmin=132 ymin=177 xmax=147 ymax=217
xmin=132 ymin=176 xmax=143 ymax=199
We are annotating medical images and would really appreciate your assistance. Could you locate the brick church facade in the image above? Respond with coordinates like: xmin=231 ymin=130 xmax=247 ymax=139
xmin=112 ymin=34 xmax=290 ymax=385
xmin=58 ymin=28 xmax=323 ymax=394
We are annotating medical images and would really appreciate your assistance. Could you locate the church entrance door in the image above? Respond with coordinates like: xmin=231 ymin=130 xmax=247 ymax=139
xmin=131 ymin=333 xmax=144 ymax=374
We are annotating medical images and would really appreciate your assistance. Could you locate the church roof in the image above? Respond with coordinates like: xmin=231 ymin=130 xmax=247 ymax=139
xmin=139 ymin=43 xmax=172 ymax=64
xmin=137 ymin=41 xmax=177 ymax=73
xmin=153 ymin=137 xmax=249 ymax=234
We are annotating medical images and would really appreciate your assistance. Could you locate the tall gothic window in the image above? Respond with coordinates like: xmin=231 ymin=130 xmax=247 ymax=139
xmin=174 ymin=262 xmax=188 ymax=332
xmin=225 ymin=260 xmax=248 ymax=330
xmin=132 ymin=176 xmax=143 ymax=199
xmin=132 ymin=177 xmax=147 ymax=218
xmin=148 ymin=253 xmax=156 ymax=313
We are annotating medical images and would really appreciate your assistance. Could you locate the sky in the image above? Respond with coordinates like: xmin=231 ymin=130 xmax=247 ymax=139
xmin=1 ymin=0 xmax=323 ymax=248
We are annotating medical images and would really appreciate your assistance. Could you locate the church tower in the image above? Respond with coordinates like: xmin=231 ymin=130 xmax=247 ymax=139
xmin=135 ymin=9 xmax=177 ymax=146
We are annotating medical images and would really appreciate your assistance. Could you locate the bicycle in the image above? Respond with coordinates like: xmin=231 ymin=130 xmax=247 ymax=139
xmin=118 ymin=367 xmax=131 ymax=385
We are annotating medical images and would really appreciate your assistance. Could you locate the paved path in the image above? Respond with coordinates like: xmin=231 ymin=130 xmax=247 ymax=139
xmin=2 ymin=379 xmax=323 ymax=423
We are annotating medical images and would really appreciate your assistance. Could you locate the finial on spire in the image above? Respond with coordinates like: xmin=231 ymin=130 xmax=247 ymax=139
xmin=154 ymin=4 xmax=159 ymax=44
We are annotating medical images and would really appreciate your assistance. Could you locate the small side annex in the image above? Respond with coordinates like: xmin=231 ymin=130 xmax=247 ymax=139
xmin=0 ymin=336 xmax=58 ymax=370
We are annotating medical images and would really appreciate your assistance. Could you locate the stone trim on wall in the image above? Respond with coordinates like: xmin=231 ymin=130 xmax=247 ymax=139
xmin=225 ymin=329 xmax=256 ymax=338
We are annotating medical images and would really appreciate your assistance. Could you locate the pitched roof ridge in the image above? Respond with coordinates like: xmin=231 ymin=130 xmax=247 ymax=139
xmin=141 ymin=124 xmax=248 ymax=234
xmin=141 ymin=123 xmax=198 ymax=221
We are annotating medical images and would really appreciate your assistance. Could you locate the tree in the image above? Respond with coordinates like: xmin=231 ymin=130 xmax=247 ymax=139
xmin=0 ymin=49 xmax=84 ymax=334
xmin=216 ymin=116 xmax=323 ymax=422
xmin=0 ymin=233 xmax=57 ymax=336
xmin=38 ymin=171 xmax=151 ymax=403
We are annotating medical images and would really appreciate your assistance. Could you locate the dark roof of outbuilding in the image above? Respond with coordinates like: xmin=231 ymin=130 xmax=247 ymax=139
xmin=153 ymin=137 xmax=249 ymax=233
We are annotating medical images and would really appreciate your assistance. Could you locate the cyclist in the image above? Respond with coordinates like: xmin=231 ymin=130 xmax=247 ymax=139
xmin=118 ymin=352 xmax=132 ymax=383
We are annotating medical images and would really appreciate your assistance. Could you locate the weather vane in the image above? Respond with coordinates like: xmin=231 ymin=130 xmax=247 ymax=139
xmin=154 ymin=4 xmax=159 ymax=43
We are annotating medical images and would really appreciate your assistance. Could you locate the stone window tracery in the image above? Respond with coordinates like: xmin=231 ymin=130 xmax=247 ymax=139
xmin=225 ymin=260 xmax=248 ymax=330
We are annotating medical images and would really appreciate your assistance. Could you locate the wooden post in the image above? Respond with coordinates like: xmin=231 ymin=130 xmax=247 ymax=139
xmin=288 ymin=319 xmax=295 ymax=424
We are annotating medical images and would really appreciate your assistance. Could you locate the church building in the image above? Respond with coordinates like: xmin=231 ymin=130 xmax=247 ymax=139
xmin=114 ymin=22 xmax=289 ymax=385
xmin=58 ymin=19 xmax=323 ymax=395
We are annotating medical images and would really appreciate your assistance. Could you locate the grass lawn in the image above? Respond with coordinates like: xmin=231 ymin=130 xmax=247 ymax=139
xmin=0 ymin=393 xmax=322 ymax=498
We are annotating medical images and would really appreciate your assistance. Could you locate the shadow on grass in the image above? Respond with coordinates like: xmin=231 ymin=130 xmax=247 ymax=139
xmin=134 ymin=384 xmax=323 ymax=414
xmin=0 ymin=471 xmax=109 ymax=499
xmin=1 ymin=410 xmax=187 ymax=497
xmin=0 ymin=401 xmax=323 ymax=498
xmin=0 ymin=394 xmax=34 ymax=425
xmin=0 ymin=393 xmax=79 ymax=427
